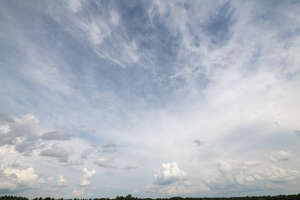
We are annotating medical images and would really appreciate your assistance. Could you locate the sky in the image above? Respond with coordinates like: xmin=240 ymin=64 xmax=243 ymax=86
xmin=0 ymin=0 xmax=300 ymax=198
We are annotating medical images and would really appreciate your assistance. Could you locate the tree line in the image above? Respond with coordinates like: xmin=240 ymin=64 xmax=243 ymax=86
xmin=1 ymin=194 xmax=300 ymax=200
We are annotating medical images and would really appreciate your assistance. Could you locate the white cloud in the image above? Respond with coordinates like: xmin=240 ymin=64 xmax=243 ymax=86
xmin=80 ymin=168 xmax=96 ymax=187
xmin=153 ymin=162 xmax=187 ymax=185
xmin=0 ymin=165 xmax=39 ymax=192
xmin=206 ymin=159 xmax=300 ymax=192
xmin=78 ymin=19 xmax=111 ymax=46
xmin=270 ymin=151 xmax=292 ymax=162
xmin=0 ymin=114 xmax=42 ymax=155
xmin=38 ymin=178 xmax=46 ymax=184
xmin=94 ymin=157 xmax=116 ymax=169
xmin=72 ymin=188 xmax=84 ymax=197
xmin=1 ymin=0 xmax=300 ymax=197
xmin=58 ymin=175 xmax=67 ymax=186
xmin=0 ymin=124 xmax=10 ymax=134
xmin=3 ymin=167 xmax=38 ymax=185
xmin=67 ymin=0 xmax=82 ymax=13
xmin=82 ymin=168 xmax=96 ymax=178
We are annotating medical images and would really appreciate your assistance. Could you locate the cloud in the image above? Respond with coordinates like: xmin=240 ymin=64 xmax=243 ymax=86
xmin=147 ymin=181 xmax=191 ymax=196
xmin=79 ymin=168 xmax=96 ymax=187
xmin=80 ymin=148 xmax=95 ymax=159
xmin=99 ymin=144 xmax=119 ymax=153
xmin=147 ymin=162 xmax=191 ymax=195
xmin=66 ymin=160 xmax=84 ymax=166
xmin=72 ymin=188 xmax=84 ymax=197
xmin=82 ymin=168 xmax=96 ymax=178
xmin=0 ymin=165 xmax=39 ymax=193
xmin=0 ymin=114 xmax=42 ymax=155
xmin=94 ymin=157 xmax=116 ymax=169
xmin=3 ymin=167 xmax=38 ymax=185
xmin=270 ymin=151 xmax=292 ymax=162
xmin=1 ymin=0 xmax=300 ymax=197
xmin=0 ymin=113 xmax=73 ymax=158
xmin=295 ymin=130 xmax=300 ymax=138
xmin=67 ymin=0 xmax=82 ymax=13
xmin=40 ymin=145 xmax=71 ymax=163
xmin=38 ymin=178 xmax=46 ymax=184
xmin=206 ymin=160 xmax=300 ymax=194
xmin=58 ymin=175 xmax=67 ymax=186
xmin=110 ymin=11 xmax=120 ymax=26
xmin=193 ymin=139 xmax=204 ymax=147
xmin=84 ymin=20 xmax=110 ymax=46
xmin=0 ymin=124 xmax=10 ymax=134
xmin=121 ymin=165 xmax=137 ymax=170
xmin=153 ymin=162 xmax=187 ymax=185
xmin=94 ymin=157 xmax=137 ymax=171
xmin=42 ymin=131 xmax=73 ymax=141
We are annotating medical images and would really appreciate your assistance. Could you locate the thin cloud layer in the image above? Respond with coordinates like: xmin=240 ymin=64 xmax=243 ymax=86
xmin=40 ymin=145 xmax=72 ymax=163
xmin=42 ymin=131 xmax=73 ymax=141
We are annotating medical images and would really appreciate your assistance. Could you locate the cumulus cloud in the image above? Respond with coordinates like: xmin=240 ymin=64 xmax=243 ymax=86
xmin=0 ymin=114 xmax=41 ymax=155
xmin=148 ymin=162 xmax=191 ymax=195
xmin=0 ymin=165 xmax=39 ymax=192
xmin=0 ymin=113 xmax=73 ymax=158
xmin=0 ymin=124 xmax=10 ymax=134
xmin=80 ymin=168 xmax=96 ymax=187
xmin=42 ymin=131 xmax=73 ymax=141
xmin=3 ymin=167 xmax=38 ymax=185
xmin=206 ymin=160 xmax=300 ymax=193
xmin=153 ymin=162 xmax=187 ymax=185
xmin=58 ymin=175 xmax=67 ymax=186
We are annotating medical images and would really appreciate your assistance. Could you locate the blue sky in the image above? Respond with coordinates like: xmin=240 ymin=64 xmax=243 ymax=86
xmin=1 ymin=0 xmax=300 ymax=198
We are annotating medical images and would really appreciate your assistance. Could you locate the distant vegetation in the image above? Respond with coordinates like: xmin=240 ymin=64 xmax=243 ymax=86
xmin=1 ymin=194 xmax=300 ymax=200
